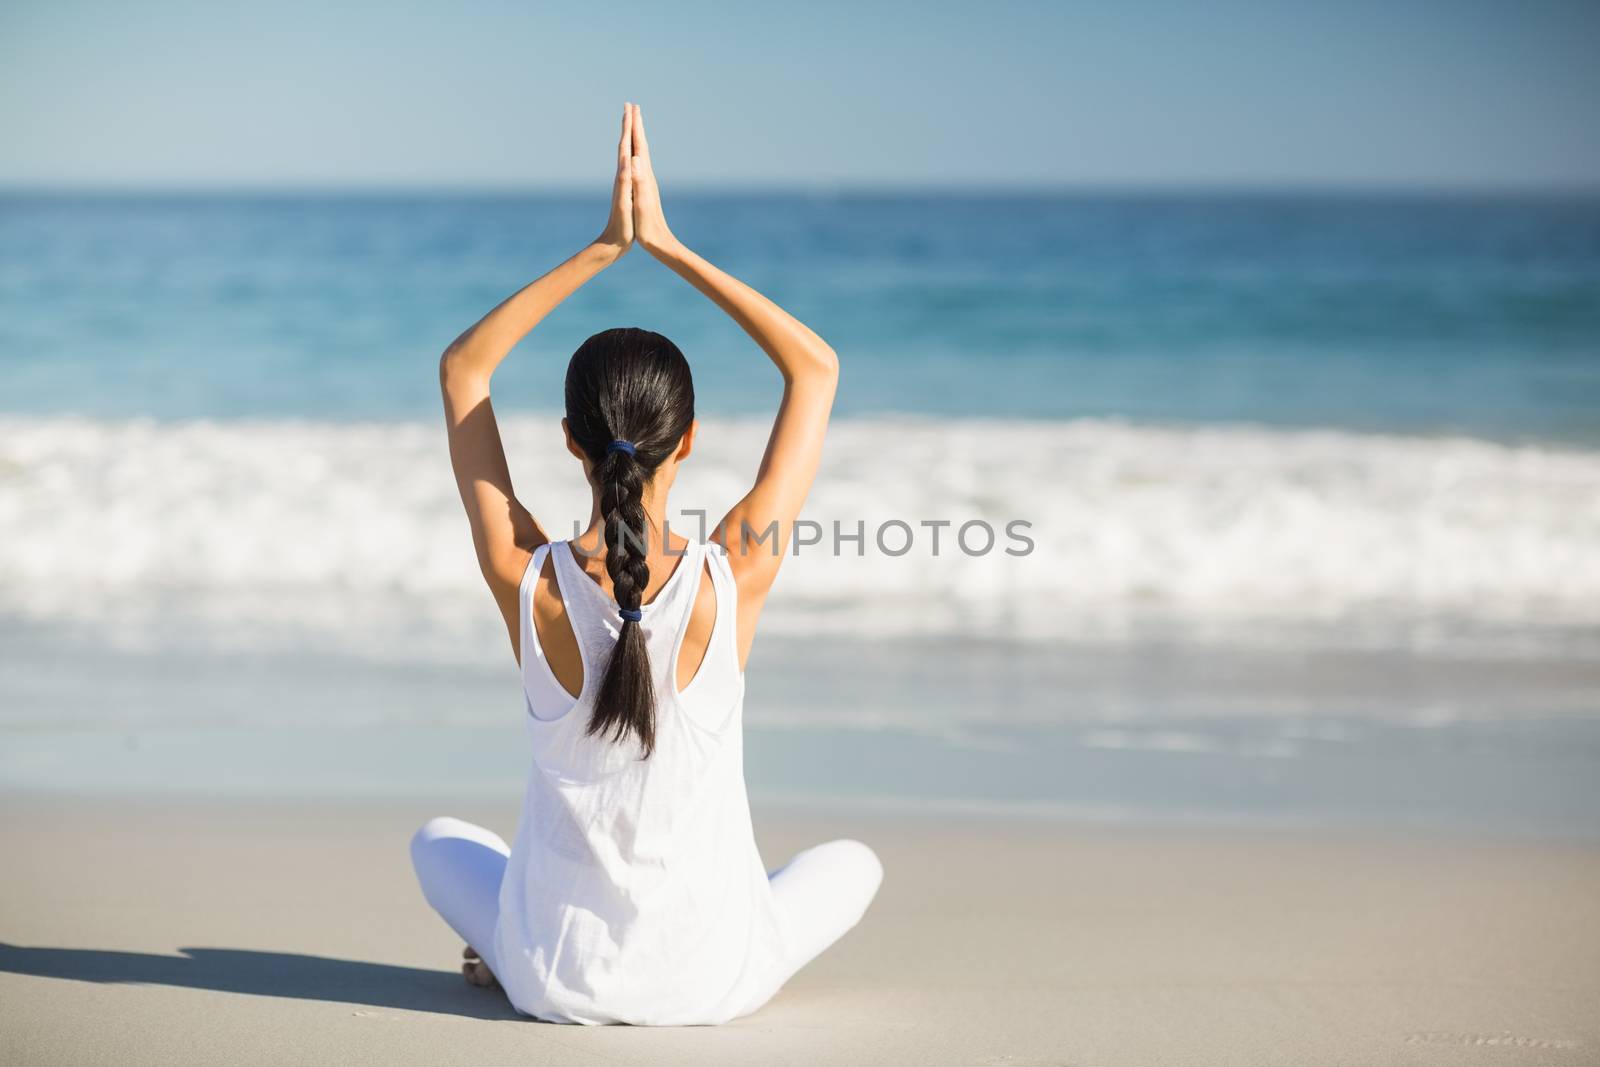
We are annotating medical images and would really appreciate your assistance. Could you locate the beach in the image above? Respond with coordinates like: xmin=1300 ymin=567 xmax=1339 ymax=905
xmin=6 ymin=0 xmax=1600 ymax=1051
xmin=4 ymin=191 xmax=1600 ymax=1063
xmin=3 ymin=797 xmax=1597 ymax=1065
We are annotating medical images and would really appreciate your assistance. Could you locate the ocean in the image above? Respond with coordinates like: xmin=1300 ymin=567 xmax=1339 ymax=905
xmin=3 ymin=191 xmax=1599 ymax=835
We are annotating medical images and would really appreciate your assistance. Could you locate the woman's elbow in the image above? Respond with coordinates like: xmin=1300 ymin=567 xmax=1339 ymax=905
xmin=438 ymin=344 xmax=477 ymax=390
xmin=784 ymin=344 xmax=838 ymax=392
xmin=807 ymin=341 xmax=839 ymax=383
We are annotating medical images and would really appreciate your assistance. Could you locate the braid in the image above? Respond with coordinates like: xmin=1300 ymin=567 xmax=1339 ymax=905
xmin=564 ymin=327 xmax=695 ymax=760
xmin=598 ymin=450 xmax=652 ymax=617
xmin=589 ymin=449 xmax=656 ymax=755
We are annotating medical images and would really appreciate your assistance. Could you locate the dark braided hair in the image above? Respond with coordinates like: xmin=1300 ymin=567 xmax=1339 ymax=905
xmin=564 ymin=327 xmax=695 ymax=758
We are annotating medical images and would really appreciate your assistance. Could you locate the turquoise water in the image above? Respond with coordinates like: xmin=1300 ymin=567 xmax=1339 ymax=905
xmin=2 ymin=191 xmax=1599 ymax=834
xmin=5 ymin=191 xmax=1599 ymax=437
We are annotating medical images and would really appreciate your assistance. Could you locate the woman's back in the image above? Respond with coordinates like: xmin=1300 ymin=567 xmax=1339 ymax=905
xmin=495 ymin=538 xmax=785 ymax=1024
xmin=527 ymin=533 xmax=718 ymax=700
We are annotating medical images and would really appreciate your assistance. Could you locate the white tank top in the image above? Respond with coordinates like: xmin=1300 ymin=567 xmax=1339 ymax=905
xmin=493 ymin=538 xmax=787 ymax=1025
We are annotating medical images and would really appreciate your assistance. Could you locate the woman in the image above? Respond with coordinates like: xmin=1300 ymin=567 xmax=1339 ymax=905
xmin=408 ymin=105 xmax=883 ymax=1025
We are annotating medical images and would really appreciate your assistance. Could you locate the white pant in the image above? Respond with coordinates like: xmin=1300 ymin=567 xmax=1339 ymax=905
xmin=409 ymin=816 xmax=883 ymax=1013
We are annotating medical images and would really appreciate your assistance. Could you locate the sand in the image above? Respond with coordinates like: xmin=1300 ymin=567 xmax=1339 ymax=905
xmin=2 ymin=797 xmax=1597 ymax=1066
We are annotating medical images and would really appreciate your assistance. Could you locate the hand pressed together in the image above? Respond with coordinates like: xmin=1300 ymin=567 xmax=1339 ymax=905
xmin=627 ymin=104 xmax=676 ymax=256
xmin=595 ymin=103 xmax=676 ymax=261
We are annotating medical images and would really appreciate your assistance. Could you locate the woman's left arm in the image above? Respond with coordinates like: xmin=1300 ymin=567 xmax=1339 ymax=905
xmin=440 ymin=105 xmax=635 ymax=653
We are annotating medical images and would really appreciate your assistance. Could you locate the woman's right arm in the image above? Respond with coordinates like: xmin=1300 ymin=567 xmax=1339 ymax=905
xmin=627 ymin=105 xmax=839 ymax=663
xmin=441 ymin=105 xmax=636 ymax=657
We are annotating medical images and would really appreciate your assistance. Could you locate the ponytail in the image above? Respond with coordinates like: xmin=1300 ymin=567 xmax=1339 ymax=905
xmin=588 ymin=445 xmax=657 ymax=756
xmin=563 ymin=327 xmax=696 ymax=759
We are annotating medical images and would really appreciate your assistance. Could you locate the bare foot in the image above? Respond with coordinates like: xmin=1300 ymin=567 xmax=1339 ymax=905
xmin=461 ymin=945 xmax=500 ymax=989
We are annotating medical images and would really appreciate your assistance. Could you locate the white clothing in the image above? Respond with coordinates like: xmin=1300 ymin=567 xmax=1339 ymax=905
xmin=411 ymin=818 xmax=883 ymax=1022
xmin=411 ymin=539 xmax=882 ymax=1024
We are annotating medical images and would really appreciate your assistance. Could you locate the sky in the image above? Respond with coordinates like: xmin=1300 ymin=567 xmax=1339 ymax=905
xmin=2 ymin=0 xmax=1598 ymax=191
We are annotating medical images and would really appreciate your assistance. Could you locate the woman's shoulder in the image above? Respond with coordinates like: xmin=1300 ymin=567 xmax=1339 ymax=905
xmin=689 ymin=538 xmax=736 ymax=577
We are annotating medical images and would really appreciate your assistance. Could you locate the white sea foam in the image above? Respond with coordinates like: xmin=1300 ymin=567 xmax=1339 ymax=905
xmin=2 ymin=413 xmax=1597 ymax=657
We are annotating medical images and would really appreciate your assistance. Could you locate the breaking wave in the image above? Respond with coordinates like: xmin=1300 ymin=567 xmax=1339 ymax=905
xmin=2 ymin=413 xmax=1597 ymax=657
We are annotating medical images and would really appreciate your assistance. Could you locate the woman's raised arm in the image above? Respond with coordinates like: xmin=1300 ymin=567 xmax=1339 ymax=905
xmin=440 ymin=105 xmax=636 ymax=654
xmin=628 ymin=105 xmax=839 ymax=660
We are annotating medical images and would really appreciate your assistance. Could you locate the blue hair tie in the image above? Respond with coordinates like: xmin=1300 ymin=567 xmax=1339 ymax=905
xmin=618 ymin=607 xmax=643 ymax=624
xmin=607 ymin=439 xmax=637 ymax=458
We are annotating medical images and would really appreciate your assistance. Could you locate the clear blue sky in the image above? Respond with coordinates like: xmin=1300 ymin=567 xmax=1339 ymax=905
xmin=3 ymin=0 xmax=1597 ymax=190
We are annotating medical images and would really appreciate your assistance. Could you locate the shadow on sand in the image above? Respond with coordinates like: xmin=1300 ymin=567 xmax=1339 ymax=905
xmin=0 ymin=943 xmax=522 ymax=1021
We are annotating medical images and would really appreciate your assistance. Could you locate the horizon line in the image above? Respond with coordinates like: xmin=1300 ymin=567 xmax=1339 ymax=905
xmin=3 ymin=179 xmax=1599 ymax=201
